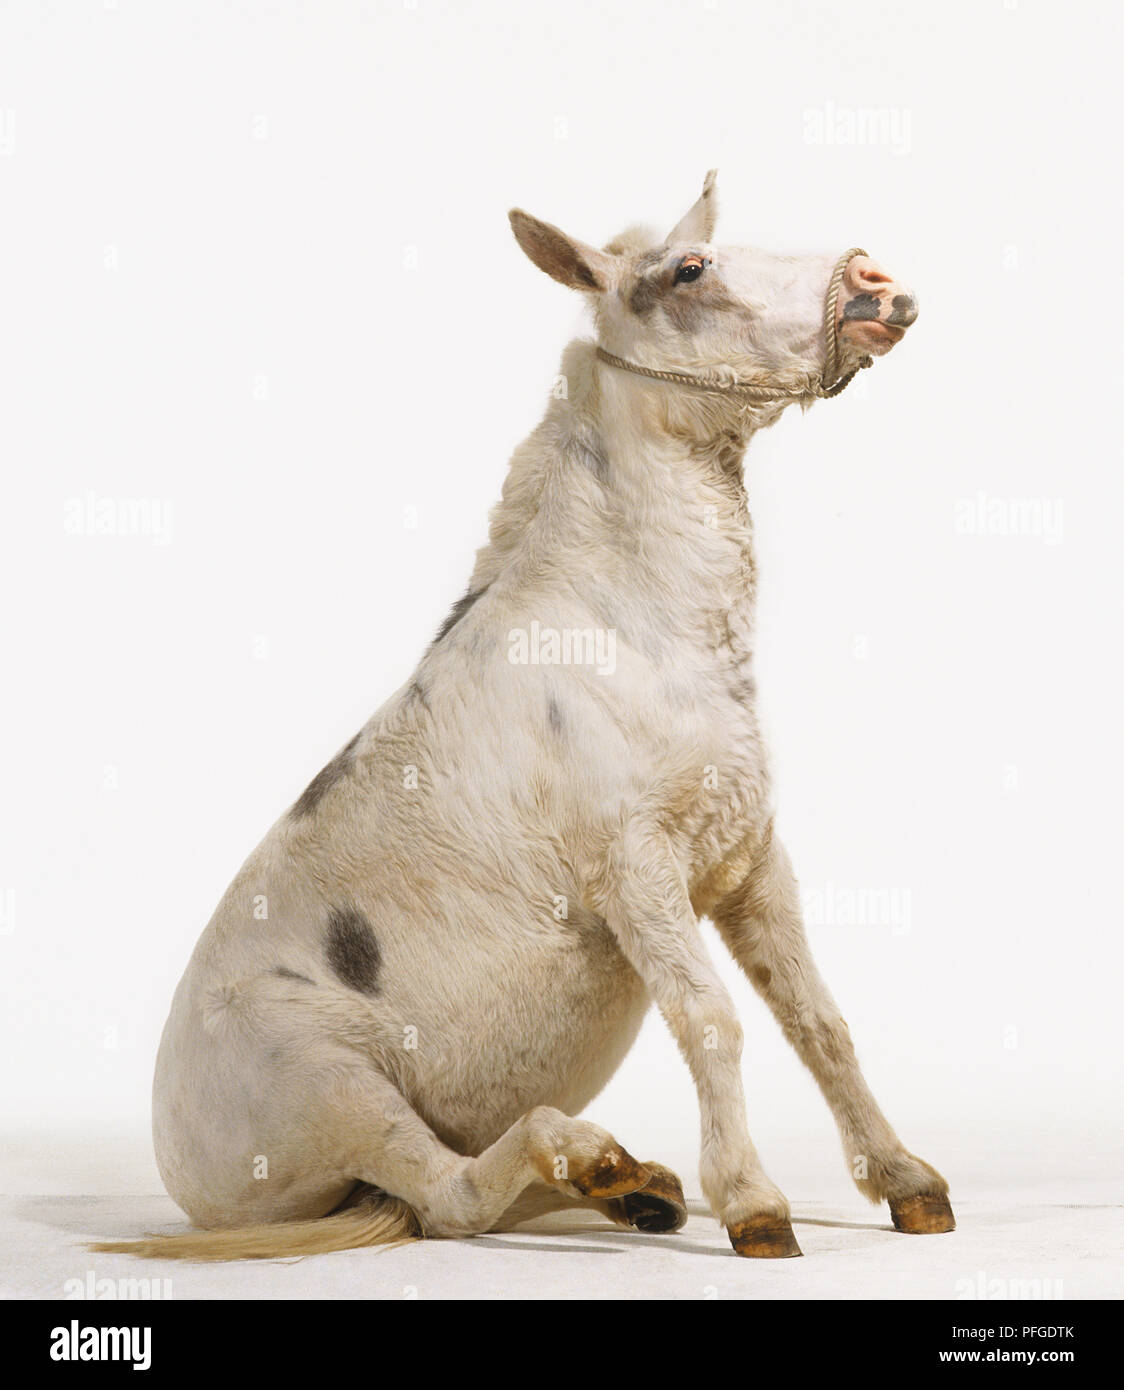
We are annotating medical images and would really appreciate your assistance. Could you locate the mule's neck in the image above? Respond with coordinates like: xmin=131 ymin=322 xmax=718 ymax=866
xmin=468 ymin=339 xmax=789 ymax=652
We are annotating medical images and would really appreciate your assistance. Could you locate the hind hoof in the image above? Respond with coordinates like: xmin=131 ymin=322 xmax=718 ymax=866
xmin=890 ymin=1193 xmax=956 ymax=1234
xmin=728 ymin=1216 xmax=803 ymax=1258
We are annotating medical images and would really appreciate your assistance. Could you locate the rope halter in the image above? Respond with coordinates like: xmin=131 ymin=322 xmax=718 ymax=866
xmin=594 ymin=246 xmax=874 ymax=404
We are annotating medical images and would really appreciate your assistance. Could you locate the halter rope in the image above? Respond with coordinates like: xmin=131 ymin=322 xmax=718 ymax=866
xmin=594 ymin=246 xmax=874 ymax=403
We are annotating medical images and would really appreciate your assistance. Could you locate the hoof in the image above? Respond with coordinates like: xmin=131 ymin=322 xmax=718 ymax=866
xmin=890 ymin=1193 xmax=956 ymax=1234
xmin=618 ymin=1162 xmax=688 ymax=1233
xmin=571 ymin=1145 xmax=652 ymax=1200
xmin=728 ymin=1216 xmax=803 ymax=1258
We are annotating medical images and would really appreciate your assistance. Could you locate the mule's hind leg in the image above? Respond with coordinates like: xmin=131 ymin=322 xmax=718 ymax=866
xmin=323 ymin=1066 xmax=655 ymax=1238
xmin=711 ymin=825 xmax=955 ymax=1234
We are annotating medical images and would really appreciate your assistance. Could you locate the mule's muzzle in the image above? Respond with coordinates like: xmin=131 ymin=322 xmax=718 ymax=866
xmin=836 ymin=254 xmax=918 ymax=357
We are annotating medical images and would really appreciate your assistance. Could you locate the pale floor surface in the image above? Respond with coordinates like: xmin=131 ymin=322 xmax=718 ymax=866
xmin=2 ymin=1129 xmax=1120 ymax=1300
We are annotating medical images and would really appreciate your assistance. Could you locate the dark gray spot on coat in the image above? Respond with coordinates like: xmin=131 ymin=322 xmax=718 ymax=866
xmin=627 ymin=260 xmax=739 ymax=335
xmin=290 ymin=732 xmax=362 ymax=819
xmin=625 ymin=249 xmax=672 ymax=318
xmin=325 ymin=905 xmax=382 ymax=996
xmin=620 ymin=246 xmax=666 ymax=300
xmin=547 ymin=694 xmax=564 ymax=735
xmin=886 ymin=293 xmax=918 ymax=327
xmin=628 ymin=275 xmax=663 ymax=319
xmin=273 ymin=966 xmax=316 ymax=985
xmin=842 ymin=292 xmax=881 ymax=322
xmin=434 ymin=586 xmax=487 ymax=643
xmin=727 ymin=673 xmax=758 ymax=705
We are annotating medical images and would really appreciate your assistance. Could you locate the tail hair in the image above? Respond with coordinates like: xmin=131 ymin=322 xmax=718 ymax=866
xmin=88 ymin=1189 xmax=422 ymax=1263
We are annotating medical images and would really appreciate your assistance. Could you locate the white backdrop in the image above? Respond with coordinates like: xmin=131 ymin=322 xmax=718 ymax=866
xmin=1 ymin=1 xmax=1121 ymax=1208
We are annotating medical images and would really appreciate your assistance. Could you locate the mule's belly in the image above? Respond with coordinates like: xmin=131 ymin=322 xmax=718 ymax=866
xmin=383 ymin=917 xmax=650 ymax=1156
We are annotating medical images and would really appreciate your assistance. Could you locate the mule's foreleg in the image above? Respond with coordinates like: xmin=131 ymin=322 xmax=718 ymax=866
xmin=592 ymin=817 xmax=801 ymax=1257
xmin=491 ymin=1161 xmax=688 ymax=1235
xmin=711 ymin=825 xmax=954 ymax=1234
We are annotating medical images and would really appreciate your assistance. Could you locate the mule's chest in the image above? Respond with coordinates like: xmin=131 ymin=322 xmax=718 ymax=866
xmin=632 ymin=647 xmax=774 ymax=891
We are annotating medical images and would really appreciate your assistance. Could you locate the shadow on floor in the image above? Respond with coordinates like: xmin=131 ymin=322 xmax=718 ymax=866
xmin=12 ymin=1192 xmax=901 ymax=1255
xmin=13 ymin=1195 xmax=179 ymax=1241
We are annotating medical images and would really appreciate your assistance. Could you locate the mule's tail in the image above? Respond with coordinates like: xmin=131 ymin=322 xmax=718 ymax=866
xmin=88 ymin=1188 xmax=422 ymax=1263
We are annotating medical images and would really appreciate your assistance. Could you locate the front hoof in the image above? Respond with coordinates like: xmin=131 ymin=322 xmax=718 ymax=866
xmin=619 ymin=1162 xmax=688 ymax=1233
xmin=728 ymin=1216 xmax=803 ymax=1258
xmin=890 ymin=1193 xmax=956 ymax=1234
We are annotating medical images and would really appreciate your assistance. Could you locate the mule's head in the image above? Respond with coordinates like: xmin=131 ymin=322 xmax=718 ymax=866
xmin=509 ymin=171 xmax=917 ymax=398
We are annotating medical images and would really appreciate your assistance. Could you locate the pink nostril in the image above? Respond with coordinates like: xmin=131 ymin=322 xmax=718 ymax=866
xmin=858 ymin=266 xmax=892 ymax=285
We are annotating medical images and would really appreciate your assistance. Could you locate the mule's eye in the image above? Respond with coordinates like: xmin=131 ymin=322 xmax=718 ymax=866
xmin=674 ymin=256 xmax=705 ymax=285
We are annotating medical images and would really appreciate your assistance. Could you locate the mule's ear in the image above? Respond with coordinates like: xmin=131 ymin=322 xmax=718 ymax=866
xmin=508 ymin=209 xmax=618 ymax=292
xmin=665 ymin=169 xmax=718 ymax=246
